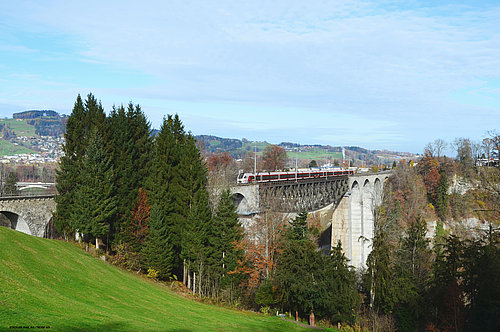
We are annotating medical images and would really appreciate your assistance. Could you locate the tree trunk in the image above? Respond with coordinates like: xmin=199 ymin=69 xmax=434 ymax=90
xmin=193 ymin=272 xmax=196 ymax=295
xmin=295 ymin=310 xmax=299 ymax=322
xmin=183 ymin=259 xmax=187 ymax=285
xmin=309 ymin=311 xmax=315 ymax=326
xmin=95 ymin=237 xmax=99 ymax=249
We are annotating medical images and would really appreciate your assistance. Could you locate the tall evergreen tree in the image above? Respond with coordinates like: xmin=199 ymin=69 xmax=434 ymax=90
xmin=320 ymin=242 xmax=360 ymax=325
xmin=146 ymin=115 xmax=183 ymax=273
xmin=466 ymin=226 xmax=500 ymax=332
xmin=107 ymin=103 xmax=152 ymax=243
xmin=141 ymin=204 xmax=175 ymax=280
xmin=394 ymin=217 xmax=432 ymax=331
xmin=365 ymin=226 xmax=400 ymax=314
xmin=204 ymin=189 xmax=244 ymax=297
xmin=71 ymin=129 xmax=117 ymax=248
xmin=55 ymin=93 xmax=106 ymax=237
xmin=435 ymin=171 xmax=449 ymax=221
xmin=147 ymin=114 xmax=211 ymax=281
xmin=428 ymin=235 xmax=466 ymax=331
xmin=179 ymin=135 xmax=212 ymax=281
xmin=275 ymin=213 xmax=359 ymax=324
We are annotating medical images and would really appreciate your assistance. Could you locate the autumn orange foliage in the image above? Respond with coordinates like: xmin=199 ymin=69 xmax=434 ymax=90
xmin=127 ymin=188 xmax=150 ymax=248
xmin=231 ymin=214 xmax=286 ymax=296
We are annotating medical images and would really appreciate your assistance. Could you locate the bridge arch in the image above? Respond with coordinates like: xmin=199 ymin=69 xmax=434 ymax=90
xmin=232 ymin=193 xmax=248 ymax=214
xmin=351 ymin=180 xmax=359 ymax=190
xmin=229 ymin=185 xmax=260 ymax=215
xmin=0 ymin=196 xmax=56 ymax=237
xmin=0 ymin=211 xmax=32 ymax=235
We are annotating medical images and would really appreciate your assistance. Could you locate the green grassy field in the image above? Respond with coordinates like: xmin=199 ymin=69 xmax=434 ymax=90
xmin=0 ymin=118 xmax=38 ymax=137
xmin=291 ymin=150 xmax=343 ymax=161
xmin=240 ymin=142 xmax=342 ymax=161
xmin=0 ymin=227 xmax=311 ymax=331
xmin=0 ymin=139 xmax=36 ymax=155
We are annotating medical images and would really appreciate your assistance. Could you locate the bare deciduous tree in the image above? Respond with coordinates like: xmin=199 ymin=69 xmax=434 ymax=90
xmin=424 ymin=139 xmax=447 ymax=158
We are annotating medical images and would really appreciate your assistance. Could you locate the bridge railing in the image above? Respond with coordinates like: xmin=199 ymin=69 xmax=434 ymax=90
xmin=0 ymin=187 xmax=57 ymax=198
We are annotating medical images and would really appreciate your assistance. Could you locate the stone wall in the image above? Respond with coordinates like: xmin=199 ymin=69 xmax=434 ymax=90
xmin=0 ymin=196 xmax=56 ymax=237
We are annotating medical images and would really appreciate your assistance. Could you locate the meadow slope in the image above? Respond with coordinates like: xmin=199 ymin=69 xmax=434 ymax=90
xmin=0 ymin=227 xmax=310 ymax=331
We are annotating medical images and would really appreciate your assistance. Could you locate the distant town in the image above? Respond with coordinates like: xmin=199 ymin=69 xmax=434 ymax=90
xmin=0 ymin=135 xmax=64 ymax=165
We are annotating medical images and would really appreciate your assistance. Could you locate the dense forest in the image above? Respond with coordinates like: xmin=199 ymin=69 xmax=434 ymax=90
xmin=362 ymin=138 xmax=500 ymax=331
xmin=13 ymin=110 xmax=59 ymax=119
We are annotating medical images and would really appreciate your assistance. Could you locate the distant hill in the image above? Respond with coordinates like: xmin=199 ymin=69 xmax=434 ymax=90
xmin=195 ymin=135 xmax=416 ymax=166
xmin=13 ymin=110 xmax=59 ymax=119
xmin=12 ymin=110 xmax=67 ymax=137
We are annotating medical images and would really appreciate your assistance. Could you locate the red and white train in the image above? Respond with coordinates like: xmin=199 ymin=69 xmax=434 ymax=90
xmin=237 ymin=169 xmax=354 ymax=184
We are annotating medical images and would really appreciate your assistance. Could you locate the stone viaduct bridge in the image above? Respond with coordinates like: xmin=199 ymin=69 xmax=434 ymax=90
xmin=1 ymin=175 xmax=391 ymax=270
xmin=0 ymin=195 xmax=56 ymax=238
xmin=231 ymin=172 xmax=391 ymax=269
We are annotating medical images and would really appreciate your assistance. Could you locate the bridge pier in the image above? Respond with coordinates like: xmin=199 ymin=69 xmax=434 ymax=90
xmin=231 ymin=172 xmax=390 ymax=270
xmin=331 ymin=174 xmax=388 ymax=269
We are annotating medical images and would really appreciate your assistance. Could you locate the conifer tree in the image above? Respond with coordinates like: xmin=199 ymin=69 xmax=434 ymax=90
xmin=141 ymin=204 xmax=175 ymax=280
xmin=107 ymin=103 xmax=152 ymax=242
xmin=71 ymin=129 xmax=117 ymax=248
xmin=435 ymin=172 xmax=449 ymax=221
xmin=146 ymin=115 xmax=183 ymax=272
xmin=393 ymin=217 xmax=432 ymax=330
xmin=4 ymin=172 xmax=18 ymax=196
xmin=205 ymin=189 xmax=244 ymax=297
xmin=274 ymin=212 xmax=318 ymax=320
xmin=182 ymin=188 xmax=212 ymax=287
xmin=55 ymin=93 xmax=106 ymax=237
xmin=365 ymin=226 xmax=400 ymax=314
xmin=275 ymin=213 xmax=359 ymax=324
xmin=322 ymin=242 xmax=360 ymax=325
xmin=179 ymin=135 xmax=212 ymax=282
xmin=147 ymin=114 xmax=211 ymax=281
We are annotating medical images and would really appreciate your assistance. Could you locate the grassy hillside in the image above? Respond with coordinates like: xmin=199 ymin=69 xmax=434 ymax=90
xmin=0 ymin=139 xmax=36 ymax=155
xmin=0 ymin=227 xmax=310 ymax=331
xmin=0 ymin=119 xmax=38 ymax=137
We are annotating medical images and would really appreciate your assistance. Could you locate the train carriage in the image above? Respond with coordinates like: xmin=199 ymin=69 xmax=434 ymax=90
xmin=237 ymin=169 xmax=353 ymax=184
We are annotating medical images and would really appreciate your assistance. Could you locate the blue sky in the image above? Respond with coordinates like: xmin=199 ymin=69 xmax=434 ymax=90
xmin=0 ymin=0 xmax=499 ymax=153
